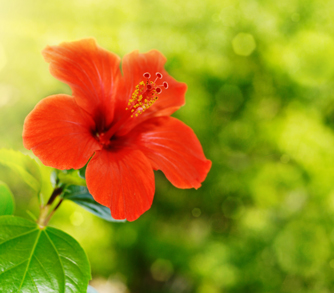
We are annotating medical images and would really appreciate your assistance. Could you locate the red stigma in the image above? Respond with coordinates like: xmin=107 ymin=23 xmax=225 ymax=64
xmin=126 ymin=71 xmax=169 ymax=117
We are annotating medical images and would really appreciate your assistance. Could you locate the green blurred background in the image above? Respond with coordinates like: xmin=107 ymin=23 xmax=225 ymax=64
xmin=1 ymin=0 xmax=334 ymax=292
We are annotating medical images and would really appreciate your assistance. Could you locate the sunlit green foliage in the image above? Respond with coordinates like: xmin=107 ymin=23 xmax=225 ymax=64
xmin=0 ymin=182 xmax=14 ymax=215
xmin=0 ymin=216 xmax=91 ymax=292
xmin=1 ymin=0 xmax=334 ymax=292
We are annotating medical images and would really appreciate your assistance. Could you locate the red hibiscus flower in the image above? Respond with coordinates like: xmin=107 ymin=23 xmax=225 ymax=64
xmin=23 ymin=39 xmax=211 ymax=221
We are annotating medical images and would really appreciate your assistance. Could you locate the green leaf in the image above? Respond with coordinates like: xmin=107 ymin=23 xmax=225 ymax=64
xmin=38 ymin=164 xmax=55 ymax=205
xmin=87 ymin=285 xmax=99 ymax=293
xmin=0 ymin=182 xmax=14 ymax=216
xmin=0 ymin=148 xmax=53 ymax=205
xmin=58 ymin=169 xmax=86 ymax=186
xmin=62 ymin=185 xmax=125 ymax=222
xmin=78 ymin=164 xmax=87 ymax=179
xmin=0 ymin=216 xmax=91 ymax=292
xmin=0 ymin=149 xmax=41 ymax=193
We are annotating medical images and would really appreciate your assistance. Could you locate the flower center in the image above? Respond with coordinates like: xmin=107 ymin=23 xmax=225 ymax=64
xmin=94 ymin=72 xmax=169 ymax=145
xmin=126 ymin=72 xmax=168 ymax=117
xmin=96 ymin=132 xmax=111 ymax=147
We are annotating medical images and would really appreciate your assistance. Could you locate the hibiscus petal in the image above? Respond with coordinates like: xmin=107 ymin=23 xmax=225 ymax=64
xmin=130 ymin=117 xmax=211 ymax=189
xmin=115 ymin=50 xmax=187 ymax=136
xmin=23 ymin=95 xmax=101 ymax=170
xmin=86 ymin=148 xmax=155 ymax=221
xmin=42 ymin=39 xmax=121 ymax=129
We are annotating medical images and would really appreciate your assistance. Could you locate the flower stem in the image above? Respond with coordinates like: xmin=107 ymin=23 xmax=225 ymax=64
xmin=37 ymin=187 xmax=64 ymax=228
xmin=44 ymin=198 xmax=63 ymax=225
xmin=37 ymin=205 xmax=51 ymax=228
xmin=46 ymin=187 xmax=63 ymax=205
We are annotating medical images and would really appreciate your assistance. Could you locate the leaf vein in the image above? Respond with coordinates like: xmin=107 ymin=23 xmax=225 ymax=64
xmin=28 ymin=271 xmax=39 ymax=292
xmin=66 ymin=274 xmax=81 ymax=292
xmin=17 ymin=229 xmax=41 ymax=292
xmin=0 ymin=259 xmax=28 ymax=276
xmin=33 ymin=255 xmax=53 ymax=285
xmin=43 ymin=230 xmax=65 ymax=293
xmin=0 ymin=228 xmax=39 ymax=247
xmin=47 ymin=229 xmax=74 ymax=247
xmin=60 ymin=255 xmax=84 ymax=277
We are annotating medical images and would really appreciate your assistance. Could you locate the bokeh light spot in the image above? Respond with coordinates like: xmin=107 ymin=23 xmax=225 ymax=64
xmin=90 ymin=277 xmax=128 ymax=293
xmin=232 ymin=33 xmax=256 ymax=56
xmin=274 ymin=221 xmax=330 ymax=276
xmin=192 ymin=208 xmax=201 ymax=217
xmin=150 ymin=259 xmax=174 ymax=282
xmin=0 ymin=84 xmax=15 ymax=107
xmin=70 ymin=211 xmax=84 ymax=226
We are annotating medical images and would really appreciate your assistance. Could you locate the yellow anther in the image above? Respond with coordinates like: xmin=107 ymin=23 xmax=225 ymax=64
xmin=126 ymin=77 xmax=161 ymax=116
